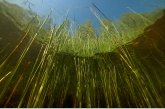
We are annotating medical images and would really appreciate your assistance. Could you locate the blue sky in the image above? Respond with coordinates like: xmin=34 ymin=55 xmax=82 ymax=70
xmin=6 ymin=0 xmax=165 ymax=28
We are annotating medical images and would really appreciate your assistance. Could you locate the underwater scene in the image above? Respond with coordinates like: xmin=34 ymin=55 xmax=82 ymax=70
xmin=0 ymin=0 xmax=165 ymax=108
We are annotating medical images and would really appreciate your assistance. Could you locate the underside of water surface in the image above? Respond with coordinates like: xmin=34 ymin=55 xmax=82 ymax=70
xmin=0 ymin=0 xmax=165 ymax=108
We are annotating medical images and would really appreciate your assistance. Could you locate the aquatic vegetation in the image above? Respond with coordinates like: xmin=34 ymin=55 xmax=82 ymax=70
xmin=0 ymin=1 xmax=165 ymax=108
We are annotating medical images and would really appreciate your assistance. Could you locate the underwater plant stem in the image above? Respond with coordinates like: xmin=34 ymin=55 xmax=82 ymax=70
xmin=18 ymin=45 xmax=43 ymax=108
xmin=0 ymin=25 xmax=32 ymax=103
xmin=4 ymin=62 xmax=31 ymax=108
xmin=92 ymin=3 xmax=109 ymax=21
xmin=0 ymin=43 xmax=10 ymax=54
xmin=0 ymin=71 xmax=11 ymax=82
xmin=0 ymin=25 xmax=32 ymax=69
xmin=33 ymin=26 xmax=56 ymax=108
xmin=0 ymin=10 xmax=52 ymax=105
xmin=27 ymin=23 xmax=55 ymax=107
xmin=126 ymin=7 xmax=152 ymax=24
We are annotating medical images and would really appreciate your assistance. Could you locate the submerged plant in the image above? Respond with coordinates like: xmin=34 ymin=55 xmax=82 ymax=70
xmin=0 ymin=1 xmax=165 ymax=107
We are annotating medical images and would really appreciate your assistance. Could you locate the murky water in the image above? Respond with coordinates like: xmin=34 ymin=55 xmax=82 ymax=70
xmin=0 ymin=0 xmax=165 ymax=108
